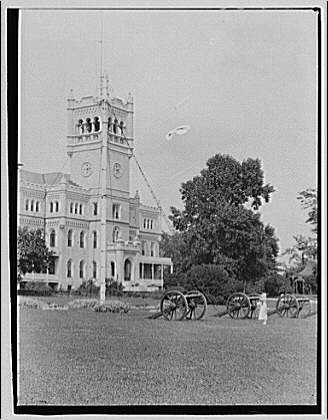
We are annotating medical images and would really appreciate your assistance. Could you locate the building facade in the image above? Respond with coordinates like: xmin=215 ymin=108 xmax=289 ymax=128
xmin=18 ymin=87 xmax=172 ymax=292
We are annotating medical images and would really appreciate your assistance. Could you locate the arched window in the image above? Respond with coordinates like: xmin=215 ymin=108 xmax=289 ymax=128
xmin=147 ymin=219 xmax=150 ymax=229
xmin=92 ymin=261 xmax=97 ymax=279
xmin=79 ymin=260 xmax=85 ymax=279
xmin=80 ymin=231 xmax=85 ymax=248
xmin=35 ymin=201 xmax=40 ymax=212
xmin=25 ymin=199 xmax=29 ymax=211
xmin=113 ymin=119 xmax=118 ymax=134
xmin=93 ymin=202 xmax=98 ymax=216
xmin=119 ymin=121 xmax=124 ymax=135
xmin=78 ymin=119 xmax=84 ymax=134
xmin=124 ymin=259 xmax=131 ymax=281
xmin=94 ymin=116 xmax=100 ymax=132
xmin=143 ymin=219 xmax=146 ymax=229
xmin=55 ymin=201 xmax=59 ymax=212
xmin=67 ymin=230 xmax=73 ymax=247
xmin=50 ymin=202 xmax=54 ymax=213
xmin=113 ymin=227 xmax=120 ymax=243
xmin=110 ymin=261 xmax=115 ymax=277
xmin=93 ymin=231 xmax=97 ymax=248
xmin=150 ymin=220 xmax=153 ymax=229
xmin=108 ymin=117 xmax=112 ymax=133
xmin=86 ymin=118 xmax=92 ymax=133
xmin=79 ymin=204 xmax=83 ymax=215
xmin=30 ymin=200 xmax=34 ymax=212
xmin=70 ymin=202 xmax=74 ymax=213
xmin=75 ymin=203 xmax=78 ymax=214
xmin=67 ymin=260 xmax=72 ymax=278
xmin=50 ymin=229 xmax=56 ymax=247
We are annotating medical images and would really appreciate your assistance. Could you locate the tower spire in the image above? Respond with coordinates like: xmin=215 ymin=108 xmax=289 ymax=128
xmin=98 ymin=13 xmax=105 ymax=98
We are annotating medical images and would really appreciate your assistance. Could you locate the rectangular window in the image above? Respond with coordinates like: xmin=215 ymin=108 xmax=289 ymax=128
xmin=113 ymin=203 xmax=120 ymax=219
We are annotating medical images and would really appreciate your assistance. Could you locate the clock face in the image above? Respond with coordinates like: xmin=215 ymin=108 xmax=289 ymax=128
xmin=81 ymin=162 xmax=93 ymax=177
xmin=113 ymin=162 xmax=123 ymax=178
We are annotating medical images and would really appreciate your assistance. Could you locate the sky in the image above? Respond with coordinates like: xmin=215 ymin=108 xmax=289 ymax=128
xmin=19 ymin=9 xmax=318 ymax=258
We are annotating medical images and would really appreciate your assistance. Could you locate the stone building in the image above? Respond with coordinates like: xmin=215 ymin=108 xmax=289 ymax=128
xmin=18 ymin=86 xmax=172 ymax=292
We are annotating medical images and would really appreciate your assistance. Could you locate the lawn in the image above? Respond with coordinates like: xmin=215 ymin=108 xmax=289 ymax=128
xmin=17 ymin=296 xmax=318 ymax=406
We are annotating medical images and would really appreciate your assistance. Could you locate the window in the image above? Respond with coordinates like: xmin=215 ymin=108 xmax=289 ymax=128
xmin=113 ymin=119 xmax=118 ymax=134
xmin=50 ymin=229 xmax=56 ymax=247
xmin=113 ymin=227 xmax=120 ymax=243
xmin=86 ymin=118 xmax=92 ymax=133
xmin=124 ymin=259 xmax=131 ymax=281
xmin=67 ymin=260 xmax=72 ymax=278
xmin=93 ymin=231 xmax=97 ymax=248
xmin=35 ymin=201 xmax=40 ymax=212
xmin=141 ymin=241 xmax=146 ymax=256
xmin=80 ymin=231 xmax=85 ymax=248
xmin=25 ymin=200 xmax=29 ymax=211
xmin=111 ymin=262 xmax=115 ymax=277
xmin=70 ymin=202 xmax=74 ymax=213
xmin=151 ymin=242 xmax=155 ymax=257
xmin=68 ymin=230 xmax=73 ymax=247
xmin=79 ymin=204 xmax=83 ymax=215
xmin=92 ymin=261 xmax=97 ymax=279
xmin=79 ymin=260 xmax=85 ymax=279
xmin=78 ymin=119 xmax=84 ymax=134
xmin=143 ymin=219 xmax=146 ymax=229
xmin=55 ymin=201 xmax=59 ymax=212
xmin=48 ymin=257 xmax=55 ymax=275
xmin=30 ymin=200 xmax=34 ymax=212
xmin=113 ymin=203 xmax=121 ymax=219
xmin=75 ymin=203 xmax=78 ymax=214
xmin=93 ymin=202 xmax=98 ymax=216
xmin=50 ymin=202 xmax=54 ymax=213
xmin=147 ymin=219 xmax=150 ymax=229
xmin=150 ymin=220 xmax=153 ymax=229
xmin=94 ymin=116 xmax=100 ymax=132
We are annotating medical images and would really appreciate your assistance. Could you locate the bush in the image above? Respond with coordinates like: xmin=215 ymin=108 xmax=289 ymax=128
xmin=17 ymin=281 xmax=54 ymax=296
xmin=77 ymin=279 xmax=100 ymax=298
xmin=105 ymin=278 xmax=124 ymax=297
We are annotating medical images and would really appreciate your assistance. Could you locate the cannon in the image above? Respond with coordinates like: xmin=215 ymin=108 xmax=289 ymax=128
xmin=149 ymin=289 xmax=207 ymax=321
xmin=216 ymin=292 xmax=263 ymax=319
xmin=276 ymin=293 xmax=313 ymax=318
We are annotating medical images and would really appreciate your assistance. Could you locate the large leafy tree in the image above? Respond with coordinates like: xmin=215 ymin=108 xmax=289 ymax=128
xmin=297 ymin=188 xmax=317 ymax=233
xmin=162 ymin=154 xmax=279 ymax=289
xmin=17 ymin=227 xmax=53 ymax=277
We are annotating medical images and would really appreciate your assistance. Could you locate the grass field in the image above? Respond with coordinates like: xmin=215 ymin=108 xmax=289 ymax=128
xmin=17 ymin=296 xmax=318 ymax=406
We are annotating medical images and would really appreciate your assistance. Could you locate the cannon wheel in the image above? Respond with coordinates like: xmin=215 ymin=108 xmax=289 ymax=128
xmin=226 ymin=292 xmax=250 ymax=319
xmin=276 ymin=294 xmax=299 ymax=318
xmin=160 ymin=290 xmax=188 ymax=321
xmin=185 ymin=290 xmax=207 ymax=320
xmin=248 ymin=293 xmax=261 ymax=319
xmin=298 ymin=298 xmax=312 ymax=319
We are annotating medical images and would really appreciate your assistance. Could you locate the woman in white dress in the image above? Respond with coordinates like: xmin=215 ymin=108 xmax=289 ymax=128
xmin=258 ymin=292 xmax=268 ymax=325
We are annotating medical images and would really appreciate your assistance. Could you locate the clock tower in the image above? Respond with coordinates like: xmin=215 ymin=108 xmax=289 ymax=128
xmin=66 ymin=89 xmax=134 ymax=197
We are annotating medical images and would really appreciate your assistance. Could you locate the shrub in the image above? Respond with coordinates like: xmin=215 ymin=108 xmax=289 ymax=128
xmin=68 ymin=299 xmax=99 ymax=309
xmin=77 ymin=279 xmax=100 ymax=298
xmin=18 ymin=297 xmax=43 ymax=309
xmin=17 ymin=281 xmax=54 ymax=296
xmin=105 ymin=278 xmax=124 ymax=297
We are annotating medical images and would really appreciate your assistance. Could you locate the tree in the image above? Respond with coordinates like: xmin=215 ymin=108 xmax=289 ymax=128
xmin=17 ymin=227 xmax=53 ymax=278
xmin=297 ymin=188 xmax=317 ymax=233
xmin=162 ymin=154 xmax=279 ymax=290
